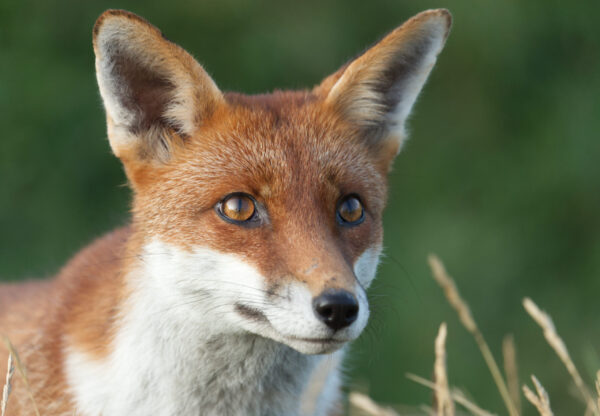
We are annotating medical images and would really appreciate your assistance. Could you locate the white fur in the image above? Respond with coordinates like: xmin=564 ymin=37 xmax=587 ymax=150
xmin=326 ymin=13 xmax=449 ymax=150
xmin=94 ymin=18 xmax=223 ymax=158
xmin=300 ymin=350 xmax=345 ymax=416
xmin=65 ymin=240 xmax=380 ymax=416
xmin=353 ymin=246 xmax=382 ymax=289
xmin=262 ymin=279 xmax=369 ymax=355
xmin=387 ymin=24 xmax=446 ymax=138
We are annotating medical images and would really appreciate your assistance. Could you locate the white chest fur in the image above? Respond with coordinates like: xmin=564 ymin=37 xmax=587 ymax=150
xmin=64 ymin=242 xmax=344 ymax=416
xmin=65 ymin=292 xmax=340 ymax=416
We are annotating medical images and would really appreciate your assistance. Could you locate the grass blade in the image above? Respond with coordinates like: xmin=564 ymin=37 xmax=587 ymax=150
xmin=595 ymin=370 xmax=600 ymax=413
xmin=502 ymin=334 xmax=521 ymax=414
xmin=523 ymin=375 xmax=553 ymax=416
xmin=428 ymin=255 xmax=518 ymax=416
xmin=523 ymin=298 xmax=598 ymax=415
xmin=2 ymin=337 xmax=40 ymax=416
xmin=1 ymin=354 xmax=14 ymax=416
xmin=434 ymin=323 xmax=453 ymax=416
xmin=348 ymin=392 xmax=400 ymax=416
xmin=406 ymin=373 xmax=496 ymax=416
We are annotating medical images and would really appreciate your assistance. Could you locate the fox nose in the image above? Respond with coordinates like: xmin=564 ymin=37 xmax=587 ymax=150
xmin=312 ymin=289 xmax=359 ymax=331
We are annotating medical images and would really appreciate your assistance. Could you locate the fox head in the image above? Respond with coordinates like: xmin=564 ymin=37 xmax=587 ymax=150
xmin=93 ymin=9 xmax=451 ymax=354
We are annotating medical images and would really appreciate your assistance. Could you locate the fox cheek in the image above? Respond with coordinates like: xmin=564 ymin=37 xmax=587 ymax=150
xmin=353 ymin=246 xmax=383 ymax=289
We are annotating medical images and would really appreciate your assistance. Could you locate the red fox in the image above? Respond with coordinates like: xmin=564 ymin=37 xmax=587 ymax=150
xmin=0 ymin=8 xmax=450 ymax=416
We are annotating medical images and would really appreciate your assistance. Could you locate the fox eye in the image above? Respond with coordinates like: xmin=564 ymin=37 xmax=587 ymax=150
xmin=337 ymin=195 xmax=364 ymax=226
xmin=217 ymin=193 xmax=256 ymax=224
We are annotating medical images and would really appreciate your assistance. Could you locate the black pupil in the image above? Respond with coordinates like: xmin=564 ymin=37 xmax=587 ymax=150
xmin=341 ymin=197 xmax=362 ymax=222
xmin=231 ymin=198 xmax=243 ymax=212
xmin=219 ymin=194 xmax=256 ymax=223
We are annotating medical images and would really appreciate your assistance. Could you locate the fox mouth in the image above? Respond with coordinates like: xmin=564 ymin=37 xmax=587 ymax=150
xmin=234 ymin=303 xmax=350 ymax=347
xmin=286 ymin=336 xmax=347 ymax=344
xmin=234 ymin=303 xmax=269 ymax=323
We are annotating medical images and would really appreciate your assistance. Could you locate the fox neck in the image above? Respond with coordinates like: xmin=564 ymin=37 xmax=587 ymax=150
xmin=65 ymin=238 xmax=327 ymax=416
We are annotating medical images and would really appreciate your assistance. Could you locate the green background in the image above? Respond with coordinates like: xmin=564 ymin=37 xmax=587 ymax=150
xmin=1 ymin=0 xmax=599 ymax=413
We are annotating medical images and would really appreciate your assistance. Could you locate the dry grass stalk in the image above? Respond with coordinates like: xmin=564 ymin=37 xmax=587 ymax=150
xmin=348 ymin=392 xmax=400 ymax=416
xmin=502 ymin=334 xmax=521 ymax=414
xmin=1 ymin=336 xmax=40 ymax=416
xmin=523 ymin=375 xmax=553 ymax=416
xmin=419 ymin=404 xmax=436 ymax=416
xmin=427 ymin=256 xmax=476 ymax=333
xmin=595 ymin=370 xmax=600 ymax=413
xmin=1 ymin=354 xmax=14 ymax=416
xmin=451 ymin=389 xmax=497 ymax=416
xmin=434 ymin=323 xmax=454 ymax=416
xmin=406 ymin=373 xmax=496 ymax=416
xmin=427 ymin=255 xmax=518 ymax=416
xmin=522 ymin=298 xmax=599 ymax=415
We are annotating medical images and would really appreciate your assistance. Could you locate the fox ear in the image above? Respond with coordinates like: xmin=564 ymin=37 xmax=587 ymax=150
xmin=316 ymin=9 xmax=451 ymax=162
xmin=93 ymin=10 xmax=224 ymax=163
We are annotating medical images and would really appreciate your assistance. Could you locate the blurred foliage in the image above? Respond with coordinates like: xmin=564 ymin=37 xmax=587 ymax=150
xmin=1 ymin=0 xmax=599 ymax=413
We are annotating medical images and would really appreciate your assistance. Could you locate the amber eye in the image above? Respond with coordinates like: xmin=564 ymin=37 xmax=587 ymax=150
xmin=218 ymin=193 xmax=256 ymax=223
xmin=337 ymin=195 xmax=364 ymax=225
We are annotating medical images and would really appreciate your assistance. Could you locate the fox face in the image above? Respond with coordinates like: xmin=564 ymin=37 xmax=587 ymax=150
xmin=93 ymin=9 xmax=451 ymax=355
xmin=126 ymin=100 xmax=386 ymax=354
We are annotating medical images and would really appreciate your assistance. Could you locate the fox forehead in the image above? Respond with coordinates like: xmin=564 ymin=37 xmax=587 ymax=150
xmin=130 ymin=91 xmax=386 ymax=281
xmin=143 ymin=91 xmax=387 ymax=201
xmin=136 ymin=91 xmax=389 ymax=218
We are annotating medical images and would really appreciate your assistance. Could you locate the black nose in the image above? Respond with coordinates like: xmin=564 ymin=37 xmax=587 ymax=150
xmin=312 ymin=289 xmax=359 ymax=331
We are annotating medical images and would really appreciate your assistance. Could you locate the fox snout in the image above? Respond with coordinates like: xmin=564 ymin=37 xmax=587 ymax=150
xmin=312 ymin=289 xmax=359 ymax=331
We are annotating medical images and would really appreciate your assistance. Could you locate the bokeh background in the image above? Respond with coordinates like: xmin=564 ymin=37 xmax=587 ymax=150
xmin=1 ymin=0 xmax=599 ymax=413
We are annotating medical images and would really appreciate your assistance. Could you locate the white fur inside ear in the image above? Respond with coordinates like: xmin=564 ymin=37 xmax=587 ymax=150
xmin=387 ymin=22 xmax=447 ymax=137
xmin=326 ymin=11 xmax=450 ymax=146
xmin=94 ymin=19 xmax=163 ymax=131
xmin=95 ymin=61 xmax=135 ymax=132
xmin=93 ymin=13 xmax=223 ymax=159
xmin=386 ymin=27 xmax=446 ymax=137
